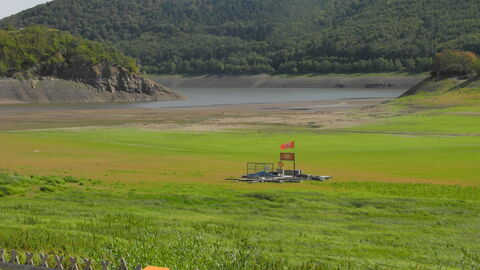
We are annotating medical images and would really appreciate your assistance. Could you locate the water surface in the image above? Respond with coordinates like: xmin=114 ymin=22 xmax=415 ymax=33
xmin=0 ymin=87 xmax=406 ymax=111
xmin=140 ymin=87 xmax=405 ymax=108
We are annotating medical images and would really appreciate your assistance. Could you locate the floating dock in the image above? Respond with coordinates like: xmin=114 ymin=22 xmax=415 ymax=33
xmin=226 ymin=164 xmax=332 ymax=184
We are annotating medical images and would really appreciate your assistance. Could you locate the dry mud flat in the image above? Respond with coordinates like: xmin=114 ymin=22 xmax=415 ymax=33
xmin=153 ymin=74 xmax=425 ymax=89
xmin=0 ymin=98 xmax=389 ymax=132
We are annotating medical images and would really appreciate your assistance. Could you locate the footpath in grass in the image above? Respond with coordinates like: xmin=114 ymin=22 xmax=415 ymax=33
xmin=0 ymin=173 xmax=479 ymax=270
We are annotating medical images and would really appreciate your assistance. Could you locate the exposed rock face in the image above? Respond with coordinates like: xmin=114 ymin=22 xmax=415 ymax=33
xmin=0 ymin=63 xmax=185 ymax=104
xmin=58 ymin=63 xmax=183 ymax=98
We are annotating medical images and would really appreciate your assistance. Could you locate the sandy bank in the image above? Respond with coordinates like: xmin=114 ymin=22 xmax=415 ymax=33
xmin=152 ymin=74 xmax=426 ymax=89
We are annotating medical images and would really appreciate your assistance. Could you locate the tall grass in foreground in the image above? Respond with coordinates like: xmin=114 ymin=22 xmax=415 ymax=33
xmin=0 ymin=173 xmax=479 ymax=269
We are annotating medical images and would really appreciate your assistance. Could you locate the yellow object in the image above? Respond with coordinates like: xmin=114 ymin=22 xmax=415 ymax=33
xmin=143 ymin=266 xmax=170 ymax=270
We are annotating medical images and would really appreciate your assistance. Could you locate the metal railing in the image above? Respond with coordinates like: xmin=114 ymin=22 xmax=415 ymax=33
xmin=0 ymin=249 xmax=145 ymax=270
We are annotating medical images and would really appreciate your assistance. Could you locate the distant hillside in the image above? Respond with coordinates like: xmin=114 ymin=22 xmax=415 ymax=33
xmin=0 ymin=26 xmax=183 ymax=104
xmin=2 ymin=0 xmax=480 ymax=75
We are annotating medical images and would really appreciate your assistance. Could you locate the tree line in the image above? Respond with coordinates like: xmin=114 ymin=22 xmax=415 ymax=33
xmin=0 ymin=26 xmax=139 ymax=79
xmin=144 ymin=56 xmax=433 ymax=75
xmin=2 ymin=0 xmax=480 ymax=75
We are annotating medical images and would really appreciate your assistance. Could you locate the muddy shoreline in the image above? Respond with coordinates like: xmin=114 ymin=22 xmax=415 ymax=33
xmin=0 ymin=98 xmax=391 ymax=132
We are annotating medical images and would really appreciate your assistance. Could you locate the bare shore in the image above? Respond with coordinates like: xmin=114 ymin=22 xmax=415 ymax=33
xmin=0 ymin=98 xmax=391 ymax=132
xmin=0 ymin=74 xmax=424 ymax=131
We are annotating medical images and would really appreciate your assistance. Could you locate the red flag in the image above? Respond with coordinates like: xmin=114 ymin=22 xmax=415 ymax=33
xmin=280 ymin=141 xmax=295 ymax=150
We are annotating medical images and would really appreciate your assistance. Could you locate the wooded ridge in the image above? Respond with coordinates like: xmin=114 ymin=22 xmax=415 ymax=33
xmin=1 ymin=0 xmax=480 ymax=75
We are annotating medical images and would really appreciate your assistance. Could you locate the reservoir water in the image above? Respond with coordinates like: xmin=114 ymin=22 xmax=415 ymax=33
xmin=138 ymin=87 xmax=406 ymax=109
xmin=0 ymin=87 xmax=406 ymax=111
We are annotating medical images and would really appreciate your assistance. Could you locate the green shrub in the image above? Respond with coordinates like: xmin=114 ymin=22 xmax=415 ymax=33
xmin=0 ymin=173 xmax=83 ymax=197
xmin=432 ymin=50 xmax=478 ymax=76
xmin=39 ymin=186 xmax=54 ymax=193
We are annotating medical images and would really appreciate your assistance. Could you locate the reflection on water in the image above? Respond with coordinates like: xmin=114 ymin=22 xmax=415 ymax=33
xmin=0 ymin=87 xmax=406 ymax=111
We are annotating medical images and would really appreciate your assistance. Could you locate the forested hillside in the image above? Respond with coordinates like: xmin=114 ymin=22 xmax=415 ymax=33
xmin=0 ymin=26 xmax=138 ymax=78
xmin=2 ymin=0 xmax=480 ymax=75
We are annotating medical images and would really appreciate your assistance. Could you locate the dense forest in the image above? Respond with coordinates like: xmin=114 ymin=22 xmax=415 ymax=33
xmin=0 ymin=26 xmax=139 ymax=79
xmin=2 ymin=0 xmax=480 ymax=75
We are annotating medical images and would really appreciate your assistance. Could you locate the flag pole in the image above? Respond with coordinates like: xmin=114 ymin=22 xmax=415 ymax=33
xmin=294 ymin=140 xmax=296 ymax=175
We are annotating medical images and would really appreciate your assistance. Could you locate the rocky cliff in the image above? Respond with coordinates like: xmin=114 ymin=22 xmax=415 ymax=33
xmin=58 ymin=63 xmax=179 ymax=96
xmin=0 ymin=64 xmax=185 ymax=104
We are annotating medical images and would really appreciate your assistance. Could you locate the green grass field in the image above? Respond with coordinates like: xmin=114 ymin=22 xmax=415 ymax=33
xmin=1 ymin=85 xmax=480 ymax=269
xmin=347 ymin=106 xmax=480 ymax=135
xmin=1 ymin=173 xmax=479 ymax=270
xmin=1 ymin=127 xmax=479 ymax=185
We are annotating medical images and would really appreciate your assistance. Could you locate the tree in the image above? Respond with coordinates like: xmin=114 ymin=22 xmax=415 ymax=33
xmin=431 ymin=50 xmax=478 ymax=76
xmin=472 ymin=59 xmax=480 ymax=75
xmin=404 ymin=58 xmax=416 ymax=73
xmin=0 ymin=61 xmax=8 ymax=75
xmin=415 ymin=57 xmax=432 ymax=73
